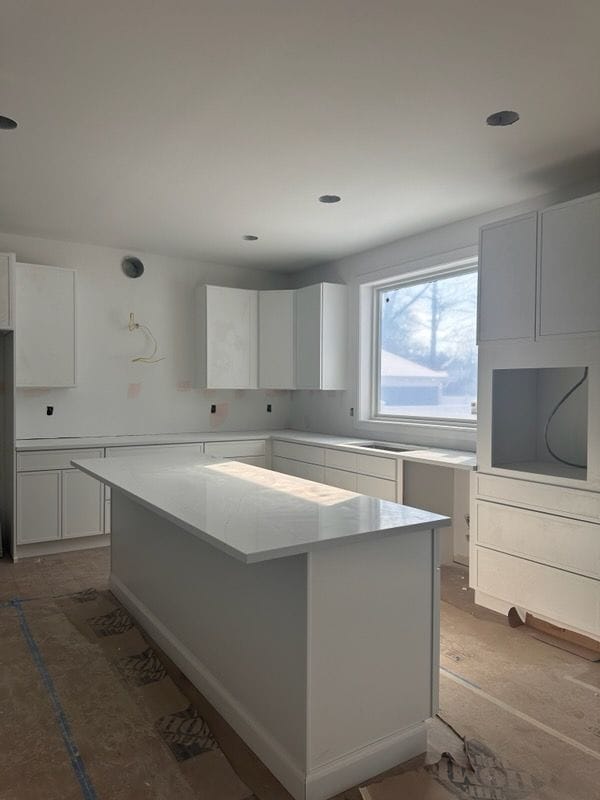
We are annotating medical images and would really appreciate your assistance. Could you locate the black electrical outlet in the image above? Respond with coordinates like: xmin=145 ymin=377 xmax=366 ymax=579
xmin=267 ymin=404 xmax=272 ymax=413
xmin=210 ymin=404 xmax=216 ymax=414
xmin=46 ymin=406 xmax=54 ymax=416
xmin=349 ymin=407 xmax=354 ymax=417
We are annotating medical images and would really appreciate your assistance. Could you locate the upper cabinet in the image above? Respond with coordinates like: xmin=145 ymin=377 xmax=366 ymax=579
xmin=478 ymin=192 xmax=600 ymax=343
xmin=295 ymin=283 xmax=347 ymax=390
xmin=478 ymin=213 xmax=537 ymax=342
xmin=16 ymin=263 xmax=76 ymax=388
xmin=538 ymin=194 xmax=600 ymax=338
xmin=196 ymin=282 xmax=348 ymax=391
xmin=196 ymin=285 xmax=258 ymax=389
xmin=258 ymin=290 xmax=295 ymax=389
xmin=0 ymin=253 xmax=15 ymax=330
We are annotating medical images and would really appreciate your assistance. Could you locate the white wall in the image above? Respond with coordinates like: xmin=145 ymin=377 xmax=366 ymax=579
xmin=288 ymin=177 xmax=600 ymax=450
xmin=0 ymin=231 xmax=291 ymax=438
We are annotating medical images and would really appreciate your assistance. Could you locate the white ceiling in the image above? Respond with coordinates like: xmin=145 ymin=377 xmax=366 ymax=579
xmin=1 ymin=1 xmax=600 ymax=271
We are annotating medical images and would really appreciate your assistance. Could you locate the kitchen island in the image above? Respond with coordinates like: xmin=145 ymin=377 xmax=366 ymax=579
xmin=73 ymin=452 xmax=449 ymax=800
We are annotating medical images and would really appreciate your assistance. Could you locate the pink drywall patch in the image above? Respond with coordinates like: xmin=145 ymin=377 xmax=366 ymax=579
xmin=234 ymin=389 xmax=247 ymax=398
xmin=200 ymin=389 xmax=217 ymax=398
xmin=177 ymin=381 xmax=192 ymax=392
xmin=210 ymin=402 xmax=230 ymax=429
xmin=127 ymin=382 xmax=141 ymax=399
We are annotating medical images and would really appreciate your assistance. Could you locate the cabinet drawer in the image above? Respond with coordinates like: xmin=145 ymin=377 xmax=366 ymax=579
xmin=356 ymin=453 xmax=396 ymax=480
xmin=17 ymin=449 xmax=103 ymax=472
xmin=271 ymin=456 xmax=325 ymax=483
xmin=325 ymin=467 xmax=357 ymax=491
xmin=205 ymin=440 xmax=265 ymax=458
xmin=325 ymin=448 xmax=357 ymax=472
xmin=356 ymin=474 xmax=397 ymax=502
xmin=475 ymin=473 xmax=600 ymax=521
xmin=475 ymin=547 xmax=600 ymax=636
xmin=272 ymin=440 xmax=325 ymax=466
xmin=106 ymin=443 xmax=204 ymax=458
xmin=231 ymin=455 xmax=266 ymax=467
xmin=474 ymin=500 xmax=600 ymax=579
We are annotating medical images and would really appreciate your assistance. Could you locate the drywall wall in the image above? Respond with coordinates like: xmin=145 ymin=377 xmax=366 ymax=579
xmin=288 ymin=177 xmax=600 ymax=450
xmin=0 ymin=231 xmax=291 ymax=438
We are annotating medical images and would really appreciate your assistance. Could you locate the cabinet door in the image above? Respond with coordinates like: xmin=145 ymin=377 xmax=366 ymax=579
xmin=16 ymin=263 xmax=76 ymax=387
xmin=199 ymin=286 xmax=258 ymax=389
xmin=295 ymin=284 xmax=322 ymax=389
xmin=321 ymin=283 xmax=347 ymax=390
xmin=478 ymin=213 xmax=537 ymax=342
xmin=539 ymin=194 xmax=600 ymax=337
xmin=62 ymin=469 xmax=104 ymax=539
xmin=259 ymin=290 xmax=295 ymax=388
xmin=0 ymin=253 xmax=14 ymax=329
xmin=17 ymin=471 xmax=61 ymax=544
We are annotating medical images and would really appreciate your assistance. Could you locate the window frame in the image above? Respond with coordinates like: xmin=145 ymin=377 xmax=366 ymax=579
xmin=370 ymin=261 xmax=479 ymax=427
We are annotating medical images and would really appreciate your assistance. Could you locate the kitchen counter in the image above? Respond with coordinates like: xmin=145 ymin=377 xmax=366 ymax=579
xmin=72 ymin=450 xmax=448 ymax=800
xmin=18 ymin=428 xmax=476 ymax=470
xmin=73 ymin=452 xmax=448 ymax=563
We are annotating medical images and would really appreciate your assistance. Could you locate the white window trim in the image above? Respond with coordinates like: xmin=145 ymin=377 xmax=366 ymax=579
xmin=353 ymin=246 xmax=478 ymax=450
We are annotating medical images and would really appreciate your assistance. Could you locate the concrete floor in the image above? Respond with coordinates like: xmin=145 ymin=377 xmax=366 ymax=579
xmin=0 ymin=549 xmax=598 ymax=799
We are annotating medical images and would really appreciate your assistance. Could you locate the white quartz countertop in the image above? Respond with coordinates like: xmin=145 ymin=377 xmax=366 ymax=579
xmin=17 ymin=429 xmax=476 ymax=470
xmin=73 ymin=453 xmax=450 ymax=563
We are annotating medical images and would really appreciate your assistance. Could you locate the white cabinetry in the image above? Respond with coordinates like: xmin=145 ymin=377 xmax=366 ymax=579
xmin=16 ymin=471 xmax=61 ymax=544
xmin=16 ymin=448 xmax=104 ymax=546
xmin=196 ymin=285 xmax=258 ymax=389
xmin=205 ymin=439 xmax=266 ymax=467
xmin=62 ymin=469 xmax=104 ymax=538
xmin=295 ymin=283 xmax=347 ymax=389
xmin=0 ymin=252 xmax=15 ymax=330
xmin=16 ymin=263 xmax=76 ymax=387
xmin=538 ymin=194 xmax=600 ymax=337
xmin=478 ymin=213 xmax=537 ymax=342
xmin=258 ymin=290 xmax=295 ymax=389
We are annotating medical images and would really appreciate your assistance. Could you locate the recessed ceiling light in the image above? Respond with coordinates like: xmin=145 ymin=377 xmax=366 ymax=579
xmin=0 ymin=116 xmax=18 ymax=130
xmin=486 ymin=110 xmax=520 ymax=127
xmin=319 ymin=194 xmax=341 ymax=203
xmin=243 ymin=234 xmax=258 ymax=241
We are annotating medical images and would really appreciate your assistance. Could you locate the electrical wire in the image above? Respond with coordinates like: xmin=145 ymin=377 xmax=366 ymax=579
xmin=128 ymin=313 xmax=165 ymax=364
xmin=543 ymin=367 xmax=588 ymax=469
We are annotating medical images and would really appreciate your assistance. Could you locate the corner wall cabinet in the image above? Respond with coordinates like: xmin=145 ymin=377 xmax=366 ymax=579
xmin=195 ymin=282 xmax=347 ymax=390
xmin=0 ymin=252 xmax=15 ymax=330
xmin=258 ymin=290 xmax=295 ymax=389
xmin=16 ymin=263 xmax=76 ymax=387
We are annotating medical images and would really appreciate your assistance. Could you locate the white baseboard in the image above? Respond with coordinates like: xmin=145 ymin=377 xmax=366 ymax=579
xmin=110 ymin=575 xmax=306 ymax=800
xmin=305 ymin=723 xmax=427 ymax=800
xmin=14 ymin=534 xmax=110 ymax=561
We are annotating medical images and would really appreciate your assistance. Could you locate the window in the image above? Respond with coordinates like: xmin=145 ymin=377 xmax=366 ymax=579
xmin=374 ymin=267 xmax=478 ymax=423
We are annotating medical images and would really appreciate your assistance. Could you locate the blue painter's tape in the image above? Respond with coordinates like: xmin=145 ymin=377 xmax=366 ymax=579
xmin=11 ymin=598 xmax=98 ymax=800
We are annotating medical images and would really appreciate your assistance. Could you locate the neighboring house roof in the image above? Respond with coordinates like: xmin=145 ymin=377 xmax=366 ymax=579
xmin=380 ymin=350 xmax=447 ymax=379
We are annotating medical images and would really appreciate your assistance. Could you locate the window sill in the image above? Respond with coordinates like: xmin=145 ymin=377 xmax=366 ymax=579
xmin=354 ymin=416 xmax=477 ymax=452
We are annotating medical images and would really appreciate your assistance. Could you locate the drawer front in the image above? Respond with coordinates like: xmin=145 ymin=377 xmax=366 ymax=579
xmin=356 ymin=474 xmax=397 ymax=502
xmin=17 ymin=448 xmax=103 ymax=472
xmin=325 ymin=467 xmax=357 ymax=491
xmin=356 ymin=453 xmax=396 ymax=480
xmin=205 ymin=440 xmax=265 ymax=458
xmin=475 ymin=547 xmax=600 ymax=636
xmin=475 ymin=500 xmax=600 ymax=579
xmin=476 ymin=473 xmax=600 ymax=521
xmin=325 ymin=448 xmax=357 ymax=472
xmin=272 ymin=440 xmax=325 ymax=466
xmin=271 ymin=456 xmax=325 ymax=483
xmin=106 ymin=443 xmax=204 ymax=458
xmin=230 ymin=455 xmax=266 ymax=467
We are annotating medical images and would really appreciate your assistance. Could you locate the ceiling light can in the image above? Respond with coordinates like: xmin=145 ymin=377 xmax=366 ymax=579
xmin=486 ymin=110 xmax=520 ymax=127
xmin=319 ymin=194 xmax=341 ymax=203
xmin=243 ymin=235 xmax=259 ymax=241
xmin=0 ymin=116 xmax=18 ymax=130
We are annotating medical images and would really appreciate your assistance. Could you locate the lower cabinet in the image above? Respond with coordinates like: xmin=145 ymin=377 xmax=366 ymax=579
xmin=16 ymin=471 xmax=61 ymax=544
xmin=17 ymin=466 xmax=105 ymax=545
xmin=62 ymin=469 xmax=105 ymax=539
